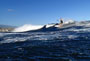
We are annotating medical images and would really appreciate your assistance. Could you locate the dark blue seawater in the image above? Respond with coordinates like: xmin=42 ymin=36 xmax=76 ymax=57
xmin=0 ymin=23 xmax=90 ymax=61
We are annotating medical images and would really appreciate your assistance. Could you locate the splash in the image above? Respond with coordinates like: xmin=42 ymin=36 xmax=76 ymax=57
xmin=12 ymin=20 xmax=90 ymax=32
xmin=12 ymin=24 xmax=43 ymax=32
xmin=12 ymin=20 xmax=76 ymax=32
xmin=64 ymin=20 xmax=75 ymax=24
xmin=1 ymin=21 xmax=90 ymax=43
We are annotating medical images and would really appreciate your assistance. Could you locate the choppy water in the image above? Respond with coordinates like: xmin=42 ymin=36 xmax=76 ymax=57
xmin=0 ymin=21 xmax=90 ymax=61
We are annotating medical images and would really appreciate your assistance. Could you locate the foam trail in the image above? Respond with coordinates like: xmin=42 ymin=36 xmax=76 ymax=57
xmin=12 ymin=24 xmax=43 ymax=32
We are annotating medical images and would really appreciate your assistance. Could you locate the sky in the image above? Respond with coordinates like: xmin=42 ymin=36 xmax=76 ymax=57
xmin=0 ymin=0 xmax=90 ymax=26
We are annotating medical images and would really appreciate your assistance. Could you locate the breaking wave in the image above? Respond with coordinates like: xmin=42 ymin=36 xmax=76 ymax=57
xmin=0 ymin=20 xmax=90 ymax=44
xmin=12 ymin=20 xmax=76 ymax=32
xmin=0 ymin=20 xmax=90 ymax=61
xmin=12 ymin=24 xmax=43 ymax=32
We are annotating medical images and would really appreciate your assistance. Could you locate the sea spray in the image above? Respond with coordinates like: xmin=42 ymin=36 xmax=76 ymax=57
xmin=12 ymin=24 xmax=43 ymax=32
xmin=12 ymin=20 xmax=90 ymax=32
xmin=12 ymin=20 xmax=76 ymax=32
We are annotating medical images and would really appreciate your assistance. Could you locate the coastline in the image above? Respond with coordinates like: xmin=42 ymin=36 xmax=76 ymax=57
xmin=0 ymin=28 xmax=14 ymax=32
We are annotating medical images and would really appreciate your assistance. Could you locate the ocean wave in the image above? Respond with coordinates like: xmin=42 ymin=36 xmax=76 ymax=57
xmin=12 ymin=24 xmax=43 ymax=32
xmin=12 ymin=20 xmax=76 ymax=32
xmin=0 ymin=21 xmax=90 ymax=43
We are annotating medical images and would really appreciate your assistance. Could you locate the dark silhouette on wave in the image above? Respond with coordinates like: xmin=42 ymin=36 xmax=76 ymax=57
xmin=26 ymin=25 xmax=59 ymax=32
xmin=26 ymin=24 xmax=85 ymax=32
xmin=22 ymin=20 xmax=90 ymax=32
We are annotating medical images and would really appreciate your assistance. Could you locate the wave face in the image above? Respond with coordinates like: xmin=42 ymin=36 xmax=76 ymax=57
xmin=0 ymin=21 xmax=90 ymax=60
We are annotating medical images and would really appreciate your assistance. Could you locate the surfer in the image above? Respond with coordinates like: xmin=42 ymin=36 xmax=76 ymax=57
xmin=59 ymin=18 xmax=63 ymax=27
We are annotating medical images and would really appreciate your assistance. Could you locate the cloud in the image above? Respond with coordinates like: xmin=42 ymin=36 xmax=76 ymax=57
xmin=8 ymin=9 xmax=14 ymax=12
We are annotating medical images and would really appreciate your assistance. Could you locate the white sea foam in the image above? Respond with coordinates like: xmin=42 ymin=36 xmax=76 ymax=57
xmin=68 ymin=35 xmax=78 ymax=39
xmin=64 ymin=20 xmax=75 ymax=24
xmin=1 ymin=21 xmax=90 ymax=44
xmin=10 ymin=20 xmax=90 ymax=33
xmin=12 ymin=20 xmax=77 ymax=32
xmin=46 ymin=24 xmax=54 ymax=28
xmin=12 ymin=24 xmax=43 ymax=32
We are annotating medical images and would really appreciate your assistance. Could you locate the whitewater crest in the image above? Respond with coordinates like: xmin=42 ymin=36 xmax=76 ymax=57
xmin=12 ymin=24 xmax=43 ymax=32
xmin=12 ymin=20 xmax=90 ymax=32
xmin=0 ymin=20 xmax=90 ymax=43
xmin=12 ymin=20 xmax=75 ymax=32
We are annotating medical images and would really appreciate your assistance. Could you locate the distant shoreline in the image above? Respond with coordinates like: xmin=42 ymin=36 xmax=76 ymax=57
xmin=0 ymin=28 xmax=14 ymax=32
